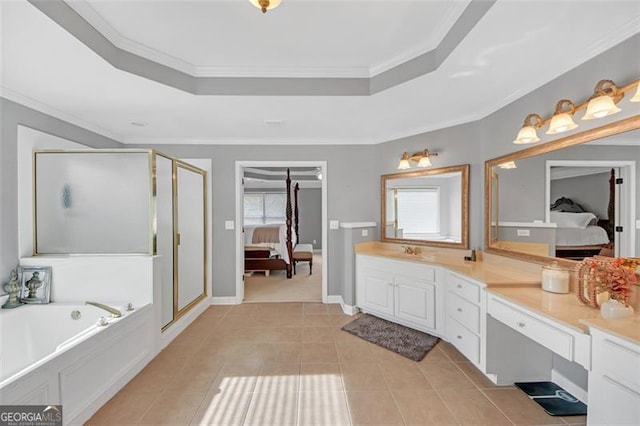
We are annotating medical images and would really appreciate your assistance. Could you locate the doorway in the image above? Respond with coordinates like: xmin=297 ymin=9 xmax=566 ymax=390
xmin=545 ymin=160 xmax=636 ymax=258
xmin=235 ymin=161 xmax=328 ymax=303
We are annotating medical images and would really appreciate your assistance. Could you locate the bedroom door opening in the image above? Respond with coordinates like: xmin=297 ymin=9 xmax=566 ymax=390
xmin=545 ymin=160 xmax=636 ymax=259
xmin=235 ymin=161 xmax=328 ymax=304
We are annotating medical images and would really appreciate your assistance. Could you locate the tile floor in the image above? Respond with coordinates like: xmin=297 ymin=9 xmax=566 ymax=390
xmin=87 ymin=303 xmax=587 ymax=425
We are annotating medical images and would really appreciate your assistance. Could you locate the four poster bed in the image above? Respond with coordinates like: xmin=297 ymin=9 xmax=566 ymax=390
xmin=552 ymin=169 xmax=615 ymax=260
xmin=244 ymin=171 xmax=310 ymax=278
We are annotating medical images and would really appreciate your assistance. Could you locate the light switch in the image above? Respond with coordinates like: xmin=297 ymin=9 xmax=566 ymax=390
xmin=636 ymin=220 xmax=640 ymax=229
xmin=362 ymin=229 xmax=369 ymax=237
xmin=330 ymin=220 xmax=339 ymax=230
xmin=517 ymin=229 xmax=530 ymax=237
xmin=225 ymin=220 xmax=234 ymax=230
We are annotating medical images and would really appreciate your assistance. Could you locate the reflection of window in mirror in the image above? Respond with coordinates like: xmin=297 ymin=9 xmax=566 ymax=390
xmin=389 ymin=188 xmax=440 ymax=239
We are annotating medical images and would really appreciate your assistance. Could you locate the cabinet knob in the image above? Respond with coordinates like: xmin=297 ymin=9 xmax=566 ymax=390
xmin=457 ymin=284 xmax=462 ymax=289
xmin=517 ymin=322 xmax=526 ymax=328
xmin=457 ymin=307 xmax=462 ymax=312
xmin=457 ymin=335 xmax=462 ymax=339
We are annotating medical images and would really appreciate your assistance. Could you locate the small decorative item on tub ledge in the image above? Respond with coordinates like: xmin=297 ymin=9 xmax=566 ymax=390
xmin=575 ymin=256 xmax=637 ymax=318
xmin=18 ymin=266 xmax=52 ymax=304
xmin=2 ymin=269 xmax=25 ymax=309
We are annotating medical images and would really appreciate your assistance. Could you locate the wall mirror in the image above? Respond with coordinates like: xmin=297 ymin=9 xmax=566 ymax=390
xmin=382 ymin=164 xmax=469 ymax=249
xmin=485 ymin=115 xmax=639 ymax=265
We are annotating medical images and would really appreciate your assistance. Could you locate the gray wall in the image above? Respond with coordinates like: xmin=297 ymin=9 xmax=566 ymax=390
xmin=551 ymin=171 xmax=611 ymax=219
xmin=1 ymin=33 xmax=637 ymax=302
xmin=0 ymin=99 xmax=122 ymax=285
xmin=297 ymin=188 xmax=322 ymax=249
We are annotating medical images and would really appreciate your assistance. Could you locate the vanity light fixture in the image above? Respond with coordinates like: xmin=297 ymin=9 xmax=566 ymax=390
xmin=546 ymin=100 xmax=578 ymax=135
xmin=249 ymin=0 xmax=281 ymax=13
xmin=630 ymin=82 xmax=640 ymax=103
xmin=582 ymin=80 xmax=622 ymax=120
xmin=513 ymin=77 xmax=639 ymax=144
xmin=513 ymin=114 xmax=543 ymax=144
xmin=397 ymin=149 xmax=438 ymax=170
xmin=498 ymin=161 xmax=517 ymax=169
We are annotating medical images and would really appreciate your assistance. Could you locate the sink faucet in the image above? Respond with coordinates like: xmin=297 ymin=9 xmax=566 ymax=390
xmin=402 ymin=246 xmax=421 ymax=255
xmin=85 ymin=301 xmax=122 ymax=318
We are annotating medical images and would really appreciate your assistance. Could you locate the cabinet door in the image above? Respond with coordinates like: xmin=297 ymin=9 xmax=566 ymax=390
xmin=589 ymin=375 xmax=640 ymax=425
xmin=394 ymin=274 xmax=436 ymax=330
xmin=360 ymin=268 xmax=394 ymax=316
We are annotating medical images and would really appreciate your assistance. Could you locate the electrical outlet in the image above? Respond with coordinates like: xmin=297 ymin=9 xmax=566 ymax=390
xmin=330 ymin=220 xmax=339 ymax=230
xmin=517 ymin=229 xmax=530 ymax=237
xmin=362 ymin=229 xmax=368 ymax=237
xmin=636 ymin=220 xmax=640 ymax=229
xmin=225 ymin=220 xmax=234 ymax=230
xmin=313 ymin=239 xmax=317 ymax=244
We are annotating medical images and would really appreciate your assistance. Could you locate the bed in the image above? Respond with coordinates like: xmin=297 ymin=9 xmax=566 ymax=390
xmin=551 ymin=170 xmax=615 ymax=260
xmin=243 ymin=170 xmax=300 ymax=278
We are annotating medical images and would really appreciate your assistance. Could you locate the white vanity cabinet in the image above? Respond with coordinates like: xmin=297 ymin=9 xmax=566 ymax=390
xmin=587 ymin=328 xmax=640 ymax=425
xmin=356 ymin=255 xmax=443 ymax=335
xmin=445 ymin=272 xmax=485 ymax=366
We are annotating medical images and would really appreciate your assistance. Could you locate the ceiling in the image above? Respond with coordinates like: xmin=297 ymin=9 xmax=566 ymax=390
xmin=1 ymin=0 xmax=639 ymax=145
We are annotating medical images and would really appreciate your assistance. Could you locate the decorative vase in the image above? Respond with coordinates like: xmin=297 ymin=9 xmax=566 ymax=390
xmin=600 ymin=299 xmax=634 ymax=320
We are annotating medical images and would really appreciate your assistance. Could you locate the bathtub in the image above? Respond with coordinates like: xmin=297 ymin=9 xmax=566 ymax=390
xmin=0 ymin=302 xmax=155 ymax=425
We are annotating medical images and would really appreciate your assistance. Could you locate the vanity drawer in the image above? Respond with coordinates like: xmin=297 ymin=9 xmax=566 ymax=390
xmin=448 ymin=273 xmax=481 ymax=304
xmin=446 ymin=316 xmax=480 ymax=365
xmin=447 ymin=291 xmax=480 ymax=334
xmin=599 ymin=335 xmax=640 ymax=392
xmin=488 ymin=296 xmax=573 ymax=360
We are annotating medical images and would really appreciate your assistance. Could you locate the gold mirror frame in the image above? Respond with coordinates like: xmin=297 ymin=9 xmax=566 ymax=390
xmin=485 ymin=115 xmax=640 ymax=266
xmin=382 ymin=164 xmax=470 ymax=249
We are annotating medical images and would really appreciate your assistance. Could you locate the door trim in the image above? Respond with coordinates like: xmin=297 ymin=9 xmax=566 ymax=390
xmin=235 ymin=161 xmax=328 ymax=304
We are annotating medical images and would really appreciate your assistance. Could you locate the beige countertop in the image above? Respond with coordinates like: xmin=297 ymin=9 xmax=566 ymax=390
xmin=356 ymin=241 xmax=640 ymax=345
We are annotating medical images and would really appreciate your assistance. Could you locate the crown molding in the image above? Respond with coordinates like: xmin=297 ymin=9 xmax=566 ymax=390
xmin=121 ymin=136 xmax=375 ymax=146
xmin=0 ymin=87 xmax=123 ymax=143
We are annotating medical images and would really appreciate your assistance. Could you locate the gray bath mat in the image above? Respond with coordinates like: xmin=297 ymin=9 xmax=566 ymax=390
xmin=341 ymin=314 xmax=439 ymax=361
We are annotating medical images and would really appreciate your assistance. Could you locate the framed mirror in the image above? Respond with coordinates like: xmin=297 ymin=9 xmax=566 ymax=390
xmin=382 ymin=164 xmax=469 ymax=249
xmin=485 ymin=115 xmax=640 ymax=265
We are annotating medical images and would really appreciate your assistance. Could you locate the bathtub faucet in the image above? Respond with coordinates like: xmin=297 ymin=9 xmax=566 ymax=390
xmin=85 ymin=301 xmax=122 ymax=318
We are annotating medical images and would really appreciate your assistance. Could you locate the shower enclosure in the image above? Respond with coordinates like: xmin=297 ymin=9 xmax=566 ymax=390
xmin=33 ymin=149 xmax=207 ymax=330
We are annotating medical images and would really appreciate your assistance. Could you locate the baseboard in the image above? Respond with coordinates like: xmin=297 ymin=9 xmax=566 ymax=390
xmin=210 ymin=296 xmax=240 ymax=305
xmin=327 ymin=295 xmax=359 ymax=316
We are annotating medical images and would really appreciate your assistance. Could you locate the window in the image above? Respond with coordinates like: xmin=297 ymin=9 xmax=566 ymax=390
xmin=244 ymin=193 xmax=287 ymax=225
xmin=396 ymin=188 xmax=440 ymax=235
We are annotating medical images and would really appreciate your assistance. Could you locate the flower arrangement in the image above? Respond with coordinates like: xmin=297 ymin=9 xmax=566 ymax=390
xmin=576 ymin=256 xmax=638 ymax=308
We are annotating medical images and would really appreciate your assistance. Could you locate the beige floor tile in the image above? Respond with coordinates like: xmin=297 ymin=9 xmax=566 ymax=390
xmin=304 ymin=302 xmax=330 ymax=315
xmin=439 ymin=340 xmax=471 ymax=363
xmin=560 ymin=415 xmax=587 ymax=425
xmin=483 ymin=388 xmax=565 ymax=425
xmin=211 ymin=363 xmax=261 ymax=394
xmin=244 ymin=390 xmax=298 ymax=425
xmin=456 ymin=362 xmax=501 ymax=389
xmin=264 ymin=326 xmax=303 ymax=342
xmin=86 ymin=389 xmax=158 ymax=425
xmin=298 ymin=391 xmax=351 ymax=426
xmin=300 ymin=363 xmax=344 ymax=392
xmin=336 ymin=341 xmax=379 ymax=363
xmin=262 ymin=342 xmax=302 ymax=364
xmin=418 ymin=360 xmax=476 ymax=390
xmin=328 ymin=314 xmax=356 ymax=327
xmin=303 ymin=314 xmax=335 ymax=327
xmin=340 ymin=362 xmax=388 ymax=391
xmin=218 ymin=342 xmax=267 ymax=365
xmin=327 ymin=303 xmax=345 ymax=314
xmin=302 ymin=326 xmax=341 ymax=342
xmin=417 ymin=344 xmax=451 ymax=363
xmin=120 ymin=364 xmax=178 ymax=394
xmin=301 ymin=342 xmax=339 ymax=363
xmin=255 ymin=363 xmax=300 ymax=393
xmin=138 ymin=390 xmax=206 ymax=425
xmin=346 ymin=391 xmax=404 ymax=425
xmin=438 ymin=388 xmax=512 ymax=425
xmin=254 ymin=302 xmax=304 ymax=315
xmin=260 ymin=313 xmax=304 ymax=327
xmin=190 ymin=390 xmax=253 ymax=425
xmin=378 ymin=362 xmax=432 ymax=390
xmin=392 ymin=389 xmax=457 ymax=425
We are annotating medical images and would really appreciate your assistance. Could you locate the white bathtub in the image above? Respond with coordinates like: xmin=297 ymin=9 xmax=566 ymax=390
xmin=0 ymin=302 xmax=155 ymax=425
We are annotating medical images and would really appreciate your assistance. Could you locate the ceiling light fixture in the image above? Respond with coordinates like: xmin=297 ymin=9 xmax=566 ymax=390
xmin=397 ymin=149 xmax=438 ymax=170
xmin=513 ymin=77 xmax=639 ymax=144
xmin=249 ymin=0 xmax=281 ymax=13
